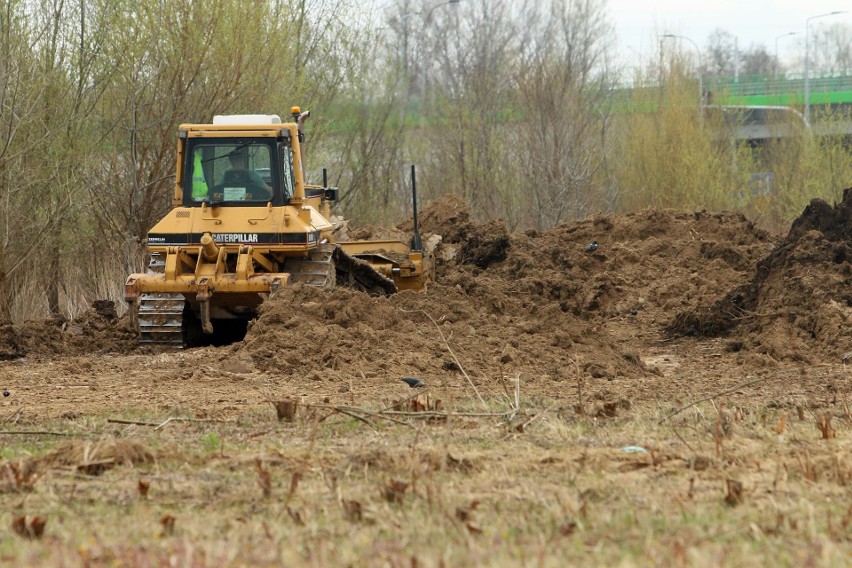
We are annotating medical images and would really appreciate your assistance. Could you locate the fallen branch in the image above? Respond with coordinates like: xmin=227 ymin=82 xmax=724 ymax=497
xmin=305 ymin=404 xmax=414 ymax=428
xmin=107 ymin=419 xmax=159 ymax=427
xmin=0 ymin=430 xmax=72 ymax=436
xmin=332 ymin=407 xmax=376 ymax=428
xmin=154 ymin=417 xmax=236 ymax=431
xmin=106 ymin=417 xmax=236 ymax=431
xmin=659 ymin=375 xmax=779 ymax=424
xmin=2 ymin=407 xmax=23 ymax=424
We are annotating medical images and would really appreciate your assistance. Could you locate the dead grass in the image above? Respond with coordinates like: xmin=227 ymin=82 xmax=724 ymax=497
xmin=0 ymin=384 xmax=850 ymax=567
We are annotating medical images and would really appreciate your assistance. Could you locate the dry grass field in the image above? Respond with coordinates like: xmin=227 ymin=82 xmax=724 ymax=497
xmin=0 ymin=191 xmax=849 ymax=566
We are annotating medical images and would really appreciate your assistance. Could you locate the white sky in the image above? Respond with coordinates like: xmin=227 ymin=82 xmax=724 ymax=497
xmin=609 ymin=0 xmax=852 ymax=68
xmin=370 ymin=0 xmax=851 ymax=72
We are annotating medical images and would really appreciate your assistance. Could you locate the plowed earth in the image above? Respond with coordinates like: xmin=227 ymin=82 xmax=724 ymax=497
xmin=5 ymin=190 xmax=848 ymax=415
xmin=0 ymin=189 xmax=849 ymax=565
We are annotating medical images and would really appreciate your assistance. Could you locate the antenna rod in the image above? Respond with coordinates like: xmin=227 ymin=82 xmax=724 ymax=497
xmin=410 ymin=164 xmax=422 ymax=252
xmin=322 ymin=168 xmax=328 ymax=188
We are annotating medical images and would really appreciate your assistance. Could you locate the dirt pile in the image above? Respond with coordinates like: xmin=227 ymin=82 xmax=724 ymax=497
xmin=237 ymin=196 xmax=786 ymax=387
xmin=492 ymin=209 xmax=773 ymax=322
xmin=0 ymin=301 xmax=136 ymax=360
xmin=0 ymin=191 xmax=844 ymax=370
xmin=670 ymin=188 xmax=852 ymax=362
xmin=237 ymin=281 xmax=645 ymax=390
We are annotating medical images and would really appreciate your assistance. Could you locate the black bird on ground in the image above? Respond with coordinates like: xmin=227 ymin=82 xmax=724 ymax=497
xmin=400 ymin=377 xmax=427 ymax=388
xmin=586 ymin=241 xmax=598 ymax=252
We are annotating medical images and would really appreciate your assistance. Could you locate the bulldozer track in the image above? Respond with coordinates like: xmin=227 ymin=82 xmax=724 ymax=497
xmin=333 ymin=246 xmax=398 ymax=295
xmin=137 ymin=253 xmax=185 ymax=347
xmin=283 ymin=244 xmax=396 ymax=294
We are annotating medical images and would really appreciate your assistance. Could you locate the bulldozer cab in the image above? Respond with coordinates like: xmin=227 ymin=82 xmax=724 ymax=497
xmin=186 ymin=138 xmax=295 ymax=205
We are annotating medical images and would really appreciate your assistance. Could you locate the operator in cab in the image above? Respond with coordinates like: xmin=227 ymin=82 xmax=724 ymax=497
xmin=226 ymin=151 xmax=273 ymax=194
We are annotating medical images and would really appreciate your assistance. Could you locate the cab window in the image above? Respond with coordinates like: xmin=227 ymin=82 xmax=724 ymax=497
xmin=186 ymin=141 xmax=275 ymax=204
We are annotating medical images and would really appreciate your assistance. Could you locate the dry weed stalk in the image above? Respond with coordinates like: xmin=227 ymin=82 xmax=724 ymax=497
xmin=400 ymin=308 xmax=487 ymax=409
xmin=342 ymin=499 xmax=364 ymax=522
xmin=569 ymin=357 xmax=585 ymax=416
xmin=285 ymin=471 xmax=302 ymax=506
xmin=11 ymin=515 xmax=46 ymax=540
xmin=255 ymin=459 xmax=271 ymax=498
xmin=1 ymin=461 xmax=42 ymax=493
xmin=713 ymin=402 xmax=729 ymax=457
xmin=286 ymin=507 xmax=305 ymax=526
xmin=817 ymin=412 xmax=836 ymax=440
xmin=724 ymin=479 xmax=744 ymax=506
xmin=382 ymin=479 xmax=409 ymax=503
xmin=776 ymin=412 xmax=789 ymax=435
xmin=274 ymin=399 xmax=299 ymax=422
xmin=159 ymin=514 xmax=176 ymax=537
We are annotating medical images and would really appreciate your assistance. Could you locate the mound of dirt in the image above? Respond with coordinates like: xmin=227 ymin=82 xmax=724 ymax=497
xmin=473 ymin=208 xmax=774 ymax=322
xmin=237 ymin=281 xmax=648 ymax=389
xmin=237 ymin=198 xmax=781 ymax=386
xmin=670 ymin=188 xmax=852 ymax=362
xmin=397 ymin=193 xmax=471 ymax=244
xmin=0 ymin=301 xmax=137 ymax=360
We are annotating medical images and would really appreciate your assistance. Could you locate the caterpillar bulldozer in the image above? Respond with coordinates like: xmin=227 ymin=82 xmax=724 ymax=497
xmin=124 ymin=107 xmax=433 ymax=347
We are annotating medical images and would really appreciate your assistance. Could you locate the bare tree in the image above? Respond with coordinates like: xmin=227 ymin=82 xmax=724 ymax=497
xmin=740 ymin=45 xmax=774 ymax=76
xmin=810 ymin=23 xmax=852 ymax=76
xmin=517 ymin=0 xmax=615 ymax=227
xmin=704 ymin=28 xmax=737 ymax=77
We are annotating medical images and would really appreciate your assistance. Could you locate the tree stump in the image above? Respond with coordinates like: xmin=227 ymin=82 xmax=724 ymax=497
xmin=274 ymin=399 xmax=298 ymax=422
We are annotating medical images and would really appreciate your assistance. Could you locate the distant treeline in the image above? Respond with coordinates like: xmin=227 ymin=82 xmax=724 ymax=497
xmin=0 ymin=0 xmax=849 ymax=321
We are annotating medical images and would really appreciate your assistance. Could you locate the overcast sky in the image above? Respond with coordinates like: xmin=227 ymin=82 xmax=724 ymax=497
xmin=372 ymin=1 xmax=851 ymax=72
xmin=609 ymin=0 xmax=851 ymax=67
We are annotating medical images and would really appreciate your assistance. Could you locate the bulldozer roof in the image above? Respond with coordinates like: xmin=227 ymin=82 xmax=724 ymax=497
xmin=212 ymin=114 xmax=282 ymax=125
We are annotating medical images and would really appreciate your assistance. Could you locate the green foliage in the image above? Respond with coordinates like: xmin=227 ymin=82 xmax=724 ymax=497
xmin=199 ymin=431 xmax=222 ymax=454
xmin=612 ymin=76 xmax=745 ymax=212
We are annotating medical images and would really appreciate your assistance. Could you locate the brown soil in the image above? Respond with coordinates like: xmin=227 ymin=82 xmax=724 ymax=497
xmin=0 ymin=301 xmax=137 ymax=360
xmin=670 ymin=187 xmax=852 ymax=363
xmin=0 ymin=191 xmax=847 ymax=418
xmin=0 ymin=193 xmax=849 ymax=568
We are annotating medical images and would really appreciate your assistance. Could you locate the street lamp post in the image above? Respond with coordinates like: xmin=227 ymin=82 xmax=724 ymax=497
xmin=804 ymin=11 xmax=846 ymax=126
xmin=774 ymin=32 xmax=796 ymax=80
xmin=662 ymin=34 xmax=703 ymax=118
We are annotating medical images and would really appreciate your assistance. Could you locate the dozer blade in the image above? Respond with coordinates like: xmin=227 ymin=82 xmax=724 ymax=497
xmin=137 ymin=293 xmax=184 ymax=347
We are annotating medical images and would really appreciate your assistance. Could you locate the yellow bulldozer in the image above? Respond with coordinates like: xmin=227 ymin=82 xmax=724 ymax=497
xmin=125 ymin=107 xmax=433 ymax=347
